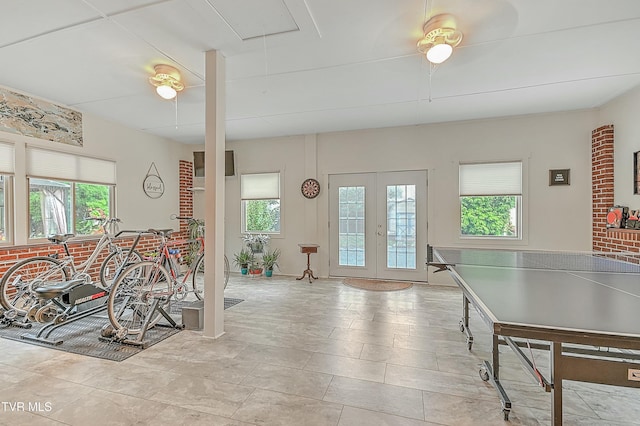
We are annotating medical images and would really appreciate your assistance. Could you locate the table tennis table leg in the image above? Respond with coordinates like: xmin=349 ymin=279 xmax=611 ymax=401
xmin=460 ymin=295 xmax=474 ymax=350
xmin=479 ymin=334 xmax=512 ymax=420
xmin=551 ymin=342 xmax=563 ymax=426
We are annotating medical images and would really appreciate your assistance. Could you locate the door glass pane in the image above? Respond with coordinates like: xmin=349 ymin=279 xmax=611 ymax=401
xmin=339 ymin=186 xmax=365 ymax=266
xmin=387 ymin=184 xmax=416 ymax=269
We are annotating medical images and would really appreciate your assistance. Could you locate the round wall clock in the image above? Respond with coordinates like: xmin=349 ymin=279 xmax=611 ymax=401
xmin=301 ymin=178 xmax=320 ymax=199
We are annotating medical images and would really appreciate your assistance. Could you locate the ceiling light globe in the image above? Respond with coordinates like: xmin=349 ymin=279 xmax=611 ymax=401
xmin=426 ymin=43 xmax=453 ymax=64
xmin=156 ymin=85 xmax=177 ymax=100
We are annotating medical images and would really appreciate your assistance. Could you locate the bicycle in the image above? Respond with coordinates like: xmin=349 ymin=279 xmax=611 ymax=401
xmin=106 ymin=225 xmax=228 ymax=341
xmin=170 ymin=215 xmax=229 ymax=292
xmin=0 ymin=217 xmax=142 ymax=319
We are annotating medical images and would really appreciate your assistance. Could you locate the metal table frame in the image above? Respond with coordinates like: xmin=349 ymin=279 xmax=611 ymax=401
xmin=433 ymin=249 xmax=640 ymax=425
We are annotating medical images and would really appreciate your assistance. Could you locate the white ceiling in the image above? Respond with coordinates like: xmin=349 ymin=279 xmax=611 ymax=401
xmin=1 ymin=0 xmax=640 ymax=144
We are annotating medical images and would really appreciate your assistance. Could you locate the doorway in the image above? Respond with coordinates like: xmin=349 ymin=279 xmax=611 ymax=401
xmin=329 ymin=170 xmax=428 ymax=281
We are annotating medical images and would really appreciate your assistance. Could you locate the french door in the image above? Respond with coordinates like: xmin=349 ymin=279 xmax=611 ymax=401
xmin=329 ymin=170 xmax=428 ymax=281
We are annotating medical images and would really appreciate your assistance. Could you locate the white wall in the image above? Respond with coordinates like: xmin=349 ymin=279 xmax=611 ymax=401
xmin=224 ymin=136 xmax=307 ymax=276
xmin=598 ymin=85 xmax=640 ymax=208
xmin=83 ymin=114 xmax=190 ymax=231
xmin=2 ymin=111 xmax=189 ymax=245
xmin=217 ymin=110 xmax=598 ymax=282
xmin=6 ymin=84 xmax=633 ymax=283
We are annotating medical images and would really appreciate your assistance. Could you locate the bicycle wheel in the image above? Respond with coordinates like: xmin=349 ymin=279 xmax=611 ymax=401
xmin=99 ymin=249 xmax=142 ymax=288
xmin=0 ymin=256 xmax=69 ymax=316
xmin=107 ymin=261 xmax=172 ymax=337
xmin=192 ymin=254 xmax=229 ymax=300
xmin=192 ymin=254 xmax=205 ymax=300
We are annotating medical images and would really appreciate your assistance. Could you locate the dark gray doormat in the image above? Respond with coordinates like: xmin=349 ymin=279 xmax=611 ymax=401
xmin=0 ymin=298 xmax=242 ymax=362
xmin=225 ymin=297 xmax=244 ymax=309
xmin=170 ymin=297 xmax=244 ymax=314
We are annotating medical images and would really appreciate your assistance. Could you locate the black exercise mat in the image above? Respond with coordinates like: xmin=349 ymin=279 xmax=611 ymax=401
xmin=1 ymin=298 xmax=243 ymax=362
xmin=0 ymin=313 xmax=180 ymax=362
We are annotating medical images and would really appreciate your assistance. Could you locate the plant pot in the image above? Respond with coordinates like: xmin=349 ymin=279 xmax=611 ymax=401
xmin=241 ymin=267 xmax=248 ymax=275
xmin=265 ymin=269 xmax=273 ymax=277
xmin=249 ymin=268 xmax=263 ymax=276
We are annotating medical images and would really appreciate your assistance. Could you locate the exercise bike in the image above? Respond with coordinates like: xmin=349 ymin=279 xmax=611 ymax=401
xmin=16 ymin=231 xmax=145 ymax=345
xmin=20 ymin=277 xmax=110 ymax=345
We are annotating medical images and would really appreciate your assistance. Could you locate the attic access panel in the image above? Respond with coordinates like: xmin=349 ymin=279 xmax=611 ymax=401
xmin=211 ymin=0 xmax=299 ymax=40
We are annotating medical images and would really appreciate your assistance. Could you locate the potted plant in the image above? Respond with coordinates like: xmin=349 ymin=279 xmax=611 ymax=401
xmin=248 ymin=258 xmax=263 ymax=276
xmin=261 ymin=248 xmax=281 ymax=277
xmin=242 ymin=233 xmax=270 ymax=254
xmin=233 ymin=248 xmax=254 ymax=275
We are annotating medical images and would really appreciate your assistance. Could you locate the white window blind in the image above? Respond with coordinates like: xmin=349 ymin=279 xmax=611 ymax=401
xmin=0 ymin=142 xmax=14 ymax=174
xmin=26 ymin=148 xmax=116 ymax=185
xmin=459 ymin=162 xmax=522 ymax=196
xmin=241 ymin=172 xmax=280 ymax=199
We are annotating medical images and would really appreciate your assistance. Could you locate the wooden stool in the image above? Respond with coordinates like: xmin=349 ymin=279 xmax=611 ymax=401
xmin=296 ymin=244 xmax=319 ymax=283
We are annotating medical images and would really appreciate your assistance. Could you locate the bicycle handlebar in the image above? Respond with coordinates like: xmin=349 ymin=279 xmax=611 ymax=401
xmin=114 ymin=229 xmax=149 ymax=238
xmin=83 ymin=217 xmax=122 ymax=223
xmin=148 ymin=228 xmax=174 ymax=238
xmin=170 ymin=214 xmax=195 ymax=221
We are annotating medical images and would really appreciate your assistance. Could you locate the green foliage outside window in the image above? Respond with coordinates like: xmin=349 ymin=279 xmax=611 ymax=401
xmin=461 ymin=196 xmax=517 ymax=237
xmin=75 ymin=183 xmax=110 ymax=235
xmin=245 ymin=199 xmax=280 ymax=233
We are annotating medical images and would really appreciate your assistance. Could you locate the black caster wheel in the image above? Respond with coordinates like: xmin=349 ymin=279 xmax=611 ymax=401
xmin=479 ymin=368 xmax=490 ymax=382
xmin=502 ymin=409 xmax=510 ymax=421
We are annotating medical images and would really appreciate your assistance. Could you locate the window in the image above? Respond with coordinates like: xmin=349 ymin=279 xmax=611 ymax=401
xmin=27 ymin=148 xmax=116 ymax=239
xmin=0 ymin=143 xmax=14 ymax=243
xmin=241 ymin=172 xmax=281 ymax=234
xmin=459 ymin=161 xmax=522 ymax=238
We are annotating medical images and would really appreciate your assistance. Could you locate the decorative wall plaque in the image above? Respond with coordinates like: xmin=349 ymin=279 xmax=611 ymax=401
xmin=143 ymin=162 xmax=164 ymax=199
xmin=549 ymin=169 xmax=570 ymax=186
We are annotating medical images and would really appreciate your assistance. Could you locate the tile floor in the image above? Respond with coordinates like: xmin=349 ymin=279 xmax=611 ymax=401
xmin=0 ymin=275 xmax=639 ymax=425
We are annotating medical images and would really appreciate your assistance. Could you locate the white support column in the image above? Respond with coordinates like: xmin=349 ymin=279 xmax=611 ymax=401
xmin=203 ymin=49 xmax=226 ymax=338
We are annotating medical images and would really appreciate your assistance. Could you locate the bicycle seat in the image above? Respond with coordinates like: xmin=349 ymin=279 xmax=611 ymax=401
xmin=34 ymin=279 xmax=85 ymax=300
xmin=148 ymin=228 xmax=174 ymax=238
xmin=47 ymin=234 xmax=75 ymax=244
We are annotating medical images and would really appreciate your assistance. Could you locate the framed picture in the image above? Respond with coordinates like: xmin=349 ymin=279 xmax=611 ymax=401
xmin=549 ymin=169 xmax=570 ymax=186
xmin=635 ymin=151 xmax=640 ymax=194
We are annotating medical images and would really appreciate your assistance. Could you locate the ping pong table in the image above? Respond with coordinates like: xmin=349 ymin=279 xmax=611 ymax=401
xmin=428 ymin=246 xmax=640 ymax=425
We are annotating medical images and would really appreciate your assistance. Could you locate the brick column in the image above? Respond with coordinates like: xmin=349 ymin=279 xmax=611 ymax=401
xmin=592 ymin=125 xmax=614 ymax=252
xmin=179 ymin=160 xmax=194 ymax=236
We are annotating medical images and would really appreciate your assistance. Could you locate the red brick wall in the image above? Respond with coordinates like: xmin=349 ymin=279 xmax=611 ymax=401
xmin=591 ymin=124 xmax=640 ymax=253
xmin=179 ymin=160 xmax=193 ymax=236
xmin=0 ymin=160 xmax=196 ymax=277
xmin=0 ymin=234 xmax=161 ymax=279
xmin=592 ymin=125 xmax=615 ymax=252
